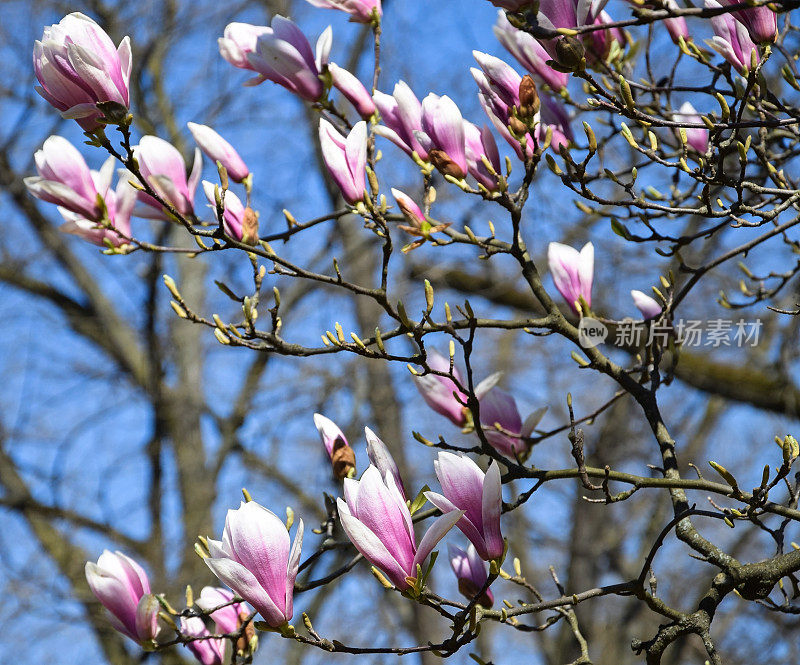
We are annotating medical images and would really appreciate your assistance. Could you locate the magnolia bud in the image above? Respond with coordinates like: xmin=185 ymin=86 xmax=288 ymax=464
xmin=242 ymin=207 xmax=259 ymax=245
xmin=518 ymin=75 xmax=540 ymax=117
xmin=429 ymin=149 xmax=466 ymax=179
xmin=331 ymin=444 xmax=357 ymax=480
xmin=507 ymin=116 xmax=528 ymax=137
xmin=555 ymin=36 xmax=585 ymax=71
xmin=783 ymin=435 xmax=799 ymax=464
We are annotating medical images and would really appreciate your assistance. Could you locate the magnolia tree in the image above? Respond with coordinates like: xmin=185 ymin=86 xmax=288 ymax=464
xmin=8 ymin=0 xmax=800 ymax=662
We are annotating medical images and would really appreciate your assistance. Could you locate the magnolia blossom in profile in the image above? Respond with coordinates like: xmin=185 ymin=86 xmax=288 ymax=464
xmin=329 ymin=63 xmax=376 ymax=118
xmin=217 ymin=23 xmax=271 ymax=71
xmin=413 ymin=348 xmax=469 ymax=427
xmin=304 ymin=0 xmax=381 ymax=23
xmin=472 ymin=51 xmax=571 ymax=159
xmin=706 ymin=0 xmax=759 ymax=74
xmin=365 ymin=426 xmax=406 ymax=499
xmin=202 ymin=181 xmax=245 ymax=240
xmin=33 ymin=12 xmax=131 ymax=130
xmin=373 ymin=81 xmax=428 ymax=159
xmin=180 ymin=617 xmax=225 ymax=665
xmin=631 ymin=290 xmax=662 ymax=320
xmin=219 ymin=17 xmax=331 ymax=101
xmin=464 ymin=120 xmax=502 ymax=191
xmin=25 ymin=136 xmax=134 ymax=247
xmin=476 ymin=381 xmax=526 ymax=458
xmin=547 ymin=241 xmax=594 ymax=313
xmin=416 ymin=94 xmax=468 ymax=178
xmin=425 ymin=452 xmax=504 ymax=561
xmin=391 ymin=188 xmax=426 ymax=228
xmin=188 ymin=123 xmax=249 ymax=183
xmin=533 ymin=0 xmax=624 ymax=61
xmin=204 ymin=501 xmax=303 ymax=628
xmin=662 ymin=0 xmax=690 ymax=43
xmin=313 ymin=413 xmax=356 ymax=480
xmin=319 ymin=119 xmax=367 ymax=204
xmin=717 ymin=0 xmax=777 ymax=43
xmin=133 ymin=136 xmax=202 ymax=219
xmin=673 ymin=102 xmax=709 ymax=154
xmin=26 ymin=136 xmax=113 ymax=219
xmin=337 ymin=465 xmax=462 ymax=589
xmin=493 ymin=11 xmax=568 ymax=91
xmin=85 ymin=550 xmax=160 ymax=646
xmin=449 ymin=543 xmax=494 ymax=607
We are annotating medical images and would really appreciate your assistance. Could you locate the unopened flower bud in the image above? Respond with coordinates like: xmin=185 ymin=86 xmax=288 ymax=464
xmin=783 ymin=435 xmax=799 ymax=464
xmin=507 ymin=115 xmax=528 ymax=137
xmin=555 ymin=36 xmax=585 ymax=71
xmin=242 ymin=207 xmax=259 ymax=245
xmin=314 ymin=414 xmax=356 ymax=480
xmin=518 ymin=75 xmax=540 ymax=117
xmin=428 ymin=149 xmax=466 ymax=179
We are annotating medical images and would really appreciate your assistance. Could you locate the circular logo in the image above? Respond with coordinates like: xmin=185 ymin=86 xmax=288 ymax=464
xmin=578 ymin=317 xmax=608 ymax=348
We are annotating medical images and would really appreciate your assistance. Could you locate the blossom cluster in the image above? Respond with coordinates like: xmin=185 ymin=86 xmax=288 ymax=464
xmin=24 ymin=0 xmax=783 ymax=660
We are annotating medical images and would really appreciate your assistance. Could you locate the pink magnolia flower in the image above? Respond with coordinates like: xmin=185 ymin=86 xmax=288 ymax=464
xmin=391 ymin=188 xmax=426 ymax=227
xmin=180 ymin=588 xmax=248 ymax=665
xmin=218 ymin=23 xmax=271 ymax=72
xmin=180 ymin=617 xmax=225 ymax=665
xmin=329 ymin=63 xmax=376 ymax=118
xmin=706 ymin=0 xmax=759 ymax=74
xmin=373 ymin=81 xmax=428 ymax=159
xmin=493 ymin=10 xmax=568 ymax=91
xmin=59 ymin=173 xmax=136 ymax=247
xmin=85 ymin=550 xmax=160 ymax=646
xmin=475 ymin=376 xmax=526 ymax=458
xmin=202 ymin=181 xmax=245 ymax=240
xmin=304 ymin=0 xmax=381 ymax=23
xmin=472 ymin=52 xmax=571 ymax=159
xmin=534 ymin=0 xmax=624 ymax=62
xmin=673 ymin=102 xmax=709 ymax=154
xmin=717 ymin=0 xmax=777 ymax=43
xmin=364 ymin=426 xmax=407 ymax=500
xmin=319 ymin=119 xmax=367 ymax=205
xmin=133 ymin=136 xmax=202 ymax=219
xmin=33 ymin=12 xmax=131 ymax=130
xmin=585 ymin=10 xmax=627 ymax=63
xmin=314 ymin=413 xmax=356 ymax=480
xmin=464 ymin=120 xmax=502 ymax=191
xmin=665 ymin=17 xmax=690 ymax=44
xmin=188 ymin=123 xmax=249 ymax=183
xmin=220 ymin=17 xmax=332 ymax=101
xmin=416 ymin=94 xmax=468 ymax=178
xmin=631 ymin=290 xmax=662 ymax=320
xmin=623 ymin=0 xmax=688 ymax=43
xmin=314 ymin=413 xmax=349 ymax=458
xmin=25 ymin=136 xmax=111 ymax=220
xmin=204 ymin=501 xmax=303 ymax=628
xmin=337 ymin=465 xmax=462 ymax=589
xmin=413 ymin=348 xmax=469 ymax=427
xmin=196 ymin=586 xmax=249 ymax=635
xmin=448 ymin=543 xmax=494 ymax=608
xmin=547 ymin=241 xmax=594 ymax=313
xmin=25 ymin=136 xmax=134 ymax=247
xmin=425 ymin=452 xmax=503 ymax=561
